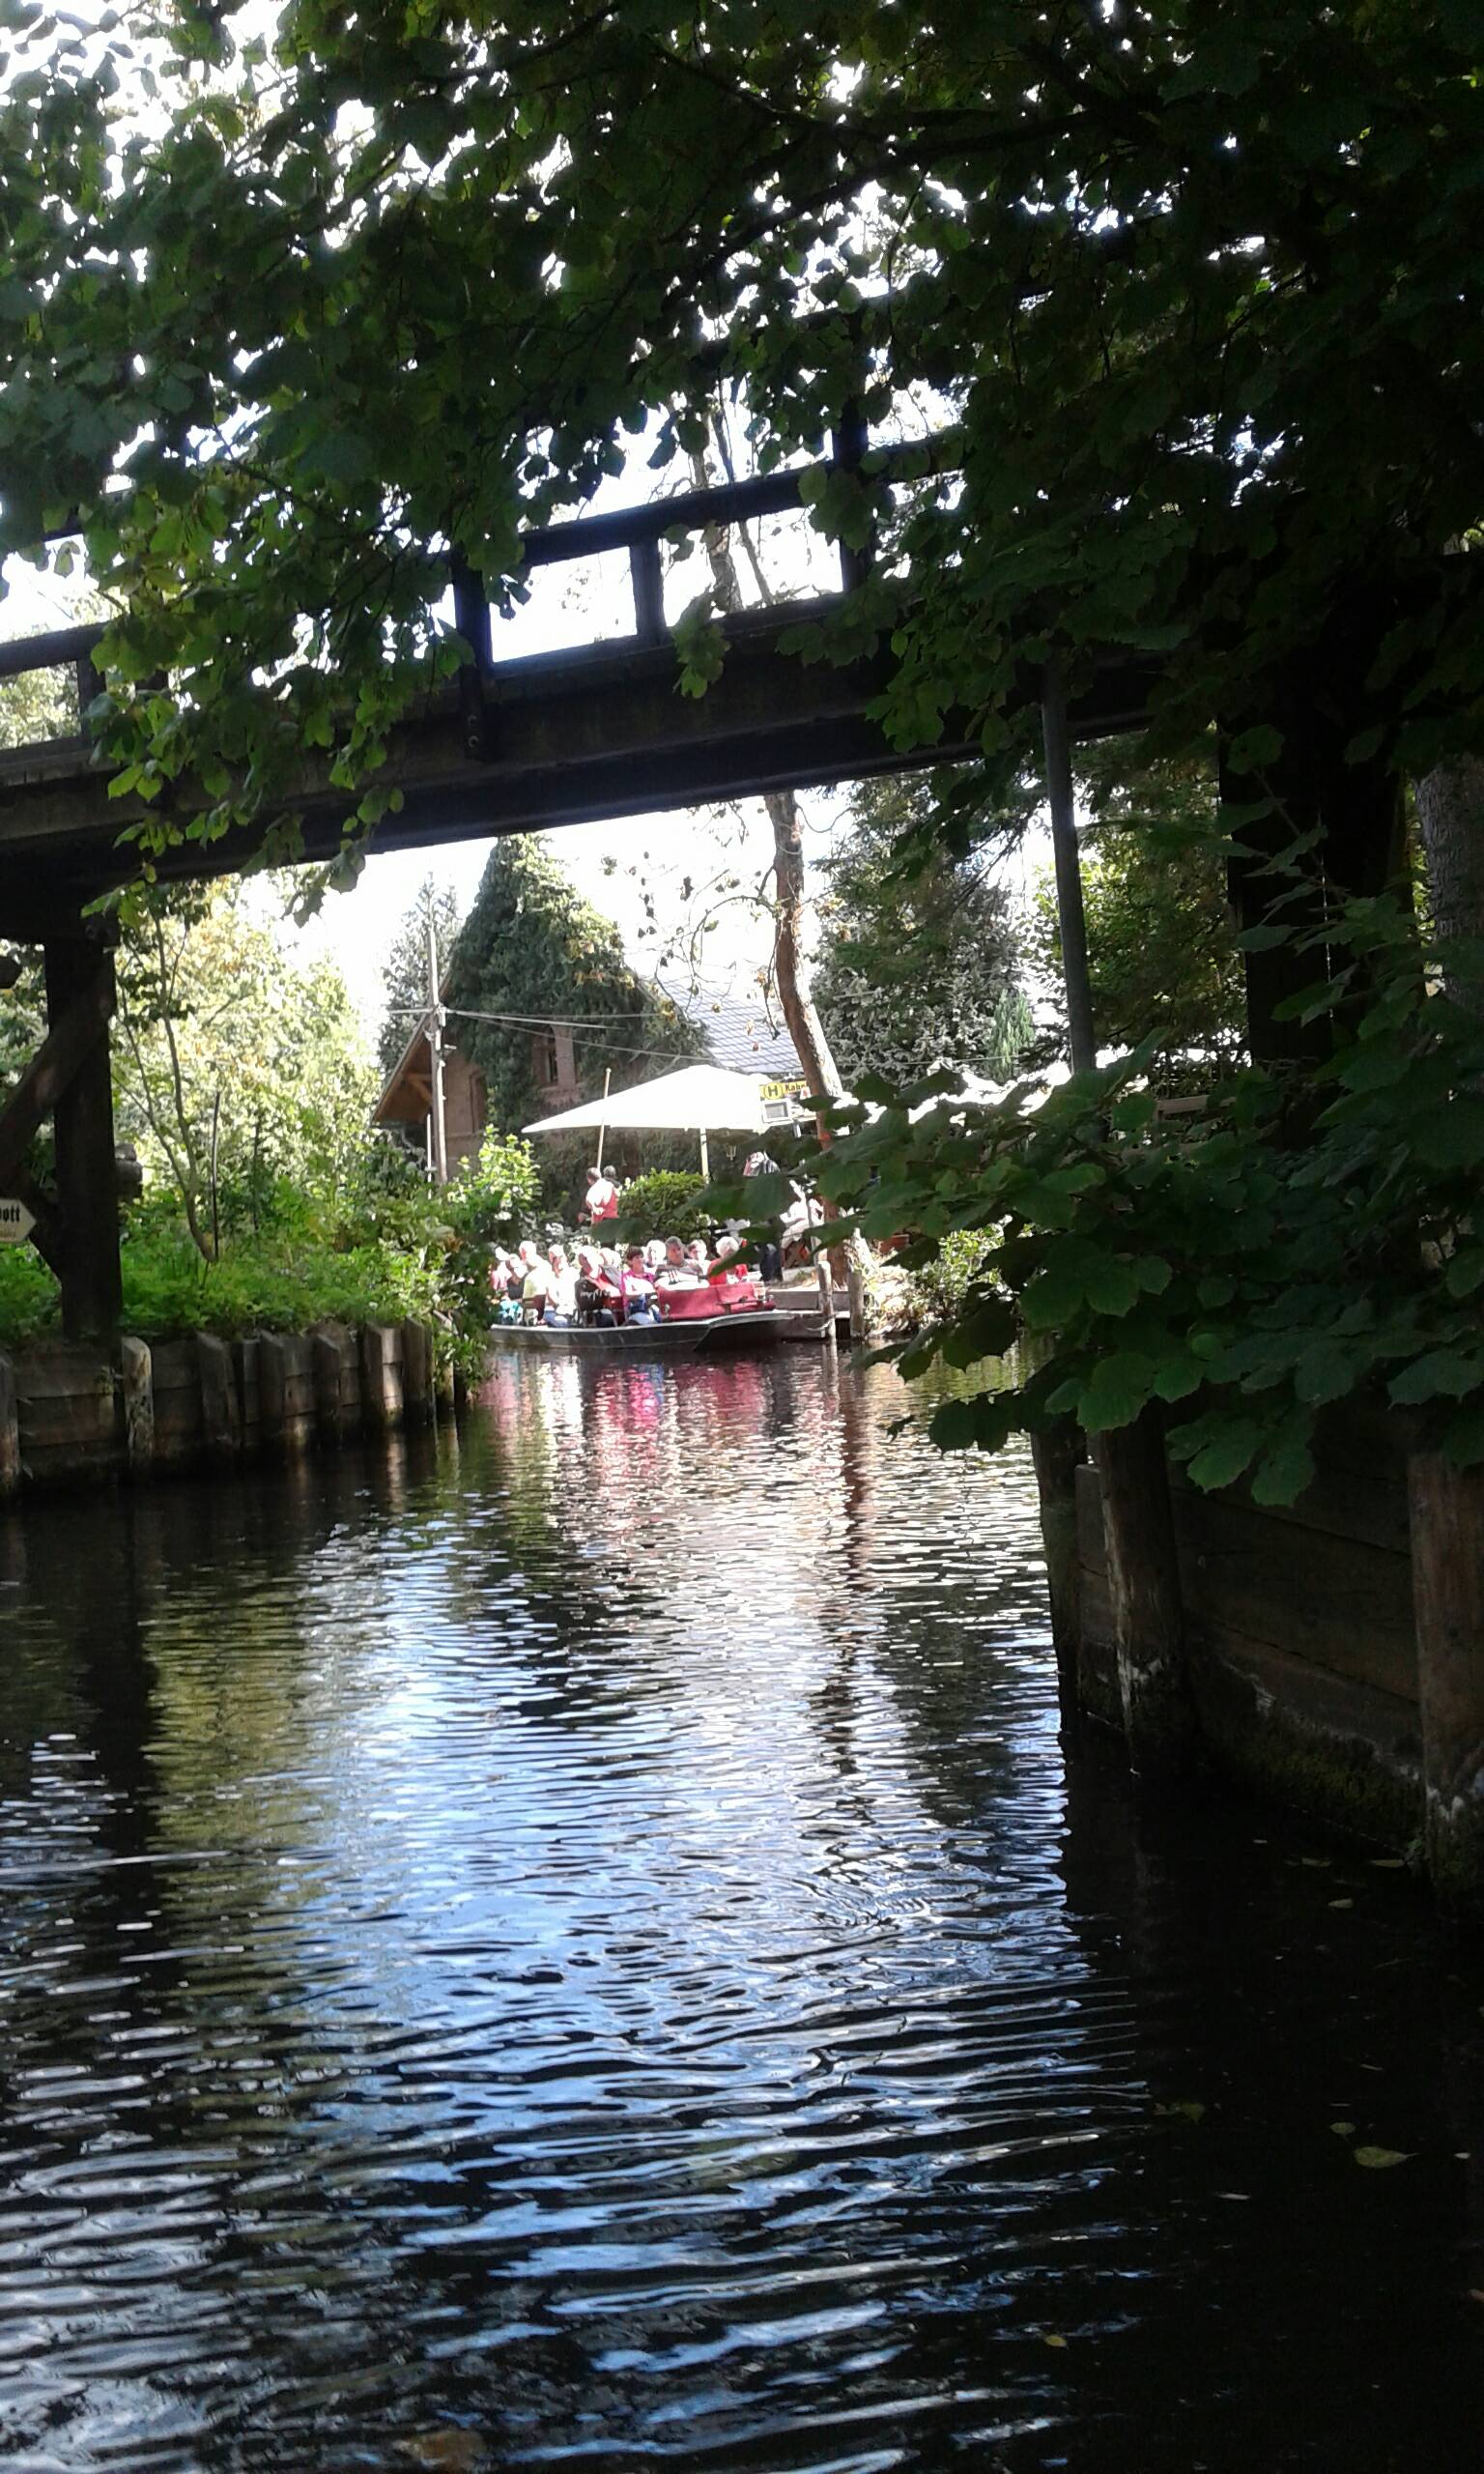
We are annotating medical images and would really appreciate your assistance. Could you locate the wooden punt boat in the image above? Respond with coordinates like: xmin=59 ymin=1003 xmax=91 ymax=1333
xmin=487 ymin=1308 xmax=785 ymax=1356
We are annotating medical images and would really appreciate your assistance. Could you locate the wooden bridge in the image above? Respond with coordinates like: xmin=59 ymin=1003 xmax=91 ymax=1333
xmin=0 ymin=427 xmax=1154 ymax=1336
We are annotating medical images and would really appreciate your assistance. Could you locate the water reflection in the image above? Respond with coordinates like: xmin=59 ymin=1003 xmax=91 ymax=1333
xmin=0 ymin=1354 xmax=1479 ymax=2470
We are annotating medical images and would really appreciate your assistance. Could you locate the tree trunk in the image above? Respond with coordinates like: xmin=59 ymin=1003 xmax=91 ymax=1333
xmin=763 ymin=785 xmax=842 ymax=1101
xmin=1416 ymin=755 xmax=1484 ymax=1007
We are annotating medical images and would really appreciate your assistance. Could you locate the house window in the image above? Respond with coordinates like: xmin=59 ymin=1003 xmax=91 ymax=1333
xmin=532 ymin=1029 xmax=559 ymax=1091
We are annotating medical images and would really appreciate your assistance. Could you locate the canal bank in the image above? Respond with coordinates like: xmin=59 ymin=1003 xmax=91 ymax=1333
xmin=0 ymin=1319 xmax=447 ymax=1493
xmin=1035 ymin=1401 xmax=1484 ymax=1899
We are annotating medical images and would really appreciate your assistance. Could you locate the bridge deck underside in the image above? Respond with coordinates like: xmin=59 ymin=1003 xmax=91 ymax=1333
xmin=0 ymin=605 xmax=1156 ymax=937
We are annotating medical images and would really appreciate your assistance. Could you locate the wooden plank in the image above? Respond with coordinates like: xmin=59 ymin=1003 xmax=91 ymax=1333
xmin=1169 ymin=1424 xmax=1412 ymax=1556
xmin=1171 ymin=1485 xmax=1415 ymax=1702
xmin=1191 ymin=1621 xmax=1422 ymax=1849
xmin=13 ymin=1343 xmax=118 ymax=1480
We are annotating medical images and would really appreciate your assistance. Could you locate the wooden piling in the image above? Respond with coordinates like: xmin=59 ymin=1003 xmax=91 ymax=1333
xmin=432 ymin=1346 xmax=455 ymax=1420
xmin=194 ymin=1334 xmax=240 ymax=1465
xmin=312 ymin=1323 xmax=358 ymax=1441
xmin=1409 ymin=1450 xmax=1484 ymax=1907
xmin=846 ymin=1258 xmax=870 ymax=1344
xmin=400 ymin=1321 xmax=434 ymax=1425
xmin=119 ymin=1337 xmax=154 ymax=1475
xmin=816 ymin=1258 xmax=837 ymax=1350
xmin=258 ymin=1333 xmax=314 ymax=1458
xmin=1030 ymin=1416 xmax=1085 ymax=1713
xmin=1095 ymin=1410 xmax=1198 ymax=1779
xmin=359 ymin=1323 xmax=403 ymax=1431
xmin=0 ymin=1351 xmax=17 ymax=1499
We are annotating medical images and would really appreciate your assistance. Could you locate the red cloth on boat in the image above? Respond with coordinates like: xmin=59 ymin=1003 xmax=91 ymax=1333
xmin=661 ymin=1273 xmax=760 ymax=1318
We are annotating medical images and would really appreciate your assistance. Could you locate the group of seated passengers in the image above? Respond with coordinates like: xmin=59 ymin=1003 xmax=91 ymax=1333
xmin=488 ymin=1234 xmax=753 ymax=1329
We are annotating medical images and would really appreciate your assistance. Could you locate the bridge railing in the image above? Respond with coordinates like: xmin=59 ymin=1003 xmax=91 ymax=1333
xmin=0 ymin=417 xmax=953 ymax=763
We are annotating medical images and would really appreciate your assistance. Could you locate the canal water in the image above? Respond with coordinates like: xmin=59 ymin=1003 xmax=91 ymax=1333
xmin=0 ymin=1353 xmax=1480 ymax=2471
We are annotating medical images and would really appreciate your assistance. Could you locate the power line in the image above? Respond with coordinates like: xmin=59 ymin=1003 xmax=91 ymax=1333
xmin=387 ymin=1000 xmax=698 ymax=1067
xmin=384 ymin=1000 xmax=699 ymax=1033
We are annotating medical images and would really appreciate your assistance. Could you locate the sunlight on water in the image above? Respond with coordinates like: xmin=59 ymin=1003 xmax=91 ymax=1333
xmin=0 ymin=1354 xmax=1479 ymax=2471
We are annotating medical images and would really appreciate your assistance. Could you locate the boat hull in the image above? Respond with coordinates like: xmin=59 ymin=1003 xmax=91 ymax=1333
xmin=486 ymin=1310 xmax=785 ymax=1357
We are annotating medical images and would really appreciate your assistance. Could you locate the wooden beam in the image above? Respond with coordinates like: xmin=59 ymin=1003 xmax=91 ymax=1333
xmin=0 ymin=953 xmax=115 ymax=1187
xmin=0 ymin=619 xmax=1161 ymax=932
xmin=8 ymin=1165 xmax=63 ymax=1280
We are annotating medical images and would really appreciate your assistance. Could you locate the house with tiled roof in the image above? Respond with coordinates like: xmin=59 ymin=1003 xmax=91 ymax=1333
xmin=374 ymin=975 xmax=804 ymax=1168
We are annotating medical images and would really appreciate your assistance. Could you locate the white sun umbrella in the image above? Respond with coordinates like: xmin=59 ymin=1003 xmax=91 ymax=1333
xmin=523 ymin=1062 xmax=773 ymax=1178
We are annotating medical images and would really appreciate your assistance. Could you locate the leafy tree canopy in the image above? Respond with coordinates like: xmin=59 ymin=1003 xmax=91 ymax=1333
xmin=113 ymin=882 xmax=377 ymax=1251
xmin=446 ymin=835 xmax=700 ymax=1143
xmin=814 ymin=774 xmax=1029 ymax=1089
xmin=0 ymin=4 xmax=1478 ymax=876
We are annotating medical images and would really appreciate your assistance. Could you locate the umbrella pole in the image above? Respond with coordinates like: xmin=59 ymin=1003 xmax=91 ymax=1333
xmin=595 ymin=1068 xmax=613 ymax=1174
xmin=699 ymin=1126 xmax=710 ymax=1181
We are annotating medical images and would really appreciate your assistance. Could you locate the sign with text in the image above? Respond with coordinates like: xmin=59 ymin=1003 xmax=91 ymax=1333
xmin=759 ymin=1079 xmax=808 ymax=1102
xmin=0 ymin=1197 xmax=36 ymax=1247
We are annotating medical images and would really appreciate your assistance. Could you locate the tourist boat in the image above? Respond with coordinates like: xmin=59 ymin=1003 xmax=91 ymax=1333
xmin=488 ymin=1306 xmax=785 ymax=1357
xmin=488 ymin=1272 xmax=784 ymax=1357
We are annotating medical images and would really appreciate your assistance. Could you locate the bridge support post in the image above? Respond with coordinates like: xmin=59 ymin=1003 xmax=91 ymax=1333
xmin=43 ymin=926 xmax=122 ymax=1343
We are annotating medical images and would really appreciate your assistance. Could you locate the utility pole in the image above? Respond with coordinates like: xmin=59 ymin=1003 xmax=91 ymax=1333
xmin=426 ymin=910 xmax=448 ymax=1187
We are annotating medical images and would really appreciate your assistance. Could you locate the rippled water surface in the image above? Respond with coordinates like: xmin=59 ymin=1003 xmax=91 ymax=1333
xmin=2 ymin=1351 xmax=1482 ymax=2471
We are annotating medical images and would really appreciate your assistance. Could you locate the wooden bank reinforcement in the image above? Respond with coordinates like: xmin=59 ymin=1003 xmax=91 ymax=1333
xmin=0 ymin=1321 xmax=450 ymax=1497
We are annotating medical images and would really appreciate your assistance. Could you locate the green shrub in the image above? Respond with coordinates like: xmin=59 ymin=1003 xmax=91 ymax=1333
xmin=902 ymin=1228 xmax=992 ymax=1327
xmin=0 ymin=1247 xmax=61 ymax=1348
xmin=615 ymin=1169 xmax=709 ymax=1239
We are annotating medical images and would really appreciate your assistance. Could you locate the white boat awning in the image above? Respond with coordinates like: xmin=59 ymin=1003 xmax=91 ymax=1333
xmin=523 ymin=1063 xmax=774 ymax=1137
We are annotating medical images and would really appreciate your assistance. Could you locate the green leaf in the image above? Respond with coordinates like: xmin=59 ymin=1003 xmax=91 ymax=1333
xmin=1146 ymin=1350 xmax=1200 ymax=1402
xmin=1184 ymin=1421 xmax=1265 ymax=1491
xmin=1389 ymin=1348 xmax=1482 ymax=1406
xmin=1294 ymin=1339 xmax=1358 ymax=1405
xmin=1443 ymin=1251 xmax=1484 ymax=1300
xmin=1082 ymin=1256 xmax=1141 ymax=1317
xmin=1197 ymin=1275 xmax=1236 ymax=1309
xmin=1353 ymin=2145 xmax=1410 ymax=2171
xmin=1077 ymin=1350 xmax=1156 ymax=1432
xmin=1227 ymin=724 xmax=1284 ymax=773
xmin=1412 ymin=1101 xmax=1484 ymax=1171
xmin=1250 ymin=1425 xmax=1316 ymax=1506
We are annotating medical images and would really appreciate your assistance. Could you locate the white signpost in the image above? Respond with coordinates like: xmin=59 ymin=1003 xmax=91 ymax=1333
xmin=0 ymin=1197 xmax=36 ymax=1248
